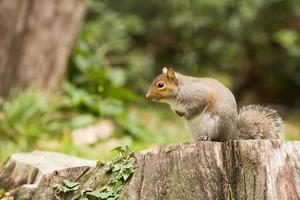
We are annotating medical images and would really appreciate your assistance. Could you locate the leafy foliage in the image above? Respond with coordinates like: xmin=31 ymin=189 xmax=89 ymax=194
xmin=83 ymin=0 xmax=300 ymax=105
xmin=79 ymin=146 xmax=135 ymax=200
xmin=54 ymin=146 xmax=135 ymax=200
xmin=0 ymin=83 xmax=151 ymax=162
xmin=54 ymin=180 xmax=80 ymax=200
xmin=66 ymin=1 xmax=150 ymax=141
xmin=98 ymin=146 xmax=135 ymax=197
xmin=1 ymin=0 xmax=300 ymax=164
xmin=0 ymin=89 xmax=67 ymax=148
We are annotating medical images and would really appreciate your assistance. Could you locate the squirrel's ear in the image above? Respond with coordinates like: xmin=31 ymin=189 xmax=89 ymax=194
xmin=167 ymin=68 xmax=178 ymax=85
xmin=162 ymin=67 xmax=168 ymax=74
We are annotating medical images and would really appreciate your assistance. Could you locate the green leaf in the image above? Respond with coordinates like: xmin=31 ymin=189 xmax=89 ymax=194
xmin=55 ymin=146 xmax=135 ymax=200
xmin=122 ymin=173 xmax=131 ymax=181
xmin=86 ymin=190 xmax=107 ymax=198
xmin=97 ymin=160 xmax=107 ymax=167
xmin=111 ymin=145 xmax=128 ymax=154
xmin=63 ymin=180 xmax=79 ymax=190
xmin=112 ymin=163 xmax=122 ymax=171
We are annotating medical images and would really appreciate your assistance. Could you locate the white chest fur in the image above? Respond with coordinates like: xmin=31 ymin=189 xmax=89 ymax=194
xmin=184 ymin=111 xmax=220 ymax=140
xmin=161 ymin=99 xmax=185 ymax=113
xmin=163 ymin=99 xmax=220 ymax=140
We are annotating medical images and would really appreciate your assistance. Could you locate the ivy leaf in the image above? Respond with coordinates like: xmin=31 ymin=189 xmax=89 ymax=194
xmin=111 ymin=145 xmax=131 ymax=155
xmin=55 ymin=146 xmax=135 ymax=200
xmin=122 ymin=162 xmax=133 ymax=170
xmin=112 ymin=163 xmax=122 ymax=171
xmin=86 ymin=190 xmax=107 ymax=198
xmin=63 ymin=180 xmax=79 ymax=190
xmin=80 ymin=188 xmax=93 ymax=197
xmin=54 ymin=180 xmax=80 ymax=200
xmin=78 ymin=196 xmax=89 ymax=200
xmin=111 ymin=146 xmax=124 ymax=154
xmin=99 ymin=188 xmax=115 ymax=199
xmin=107 ymin=196 xmax=118 ymax=200
xmin=122 ymin=171 xmax=132 ymax=181
xmin=97 ymin=160 xmax=106 ymax=167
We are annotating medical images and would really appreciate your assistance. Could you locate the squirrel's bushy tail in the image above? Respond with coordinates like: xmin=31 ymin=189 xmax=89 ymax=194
xmin=237 ymin=105 xmax=283 ymax=139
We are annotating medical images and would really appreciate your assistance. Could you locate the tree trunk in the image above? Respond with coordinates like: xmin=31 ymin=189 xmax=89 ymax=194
xmin=0 ymin=0 xmax=85 ymax=96
xmin=1 ymin=140 xmax=300 ymax=200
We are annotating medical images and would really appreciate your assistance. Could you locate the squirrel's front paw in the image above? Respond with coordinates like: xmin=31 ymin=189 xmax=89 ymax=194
xmin=196 ymin=135 xmax=210 ymax=141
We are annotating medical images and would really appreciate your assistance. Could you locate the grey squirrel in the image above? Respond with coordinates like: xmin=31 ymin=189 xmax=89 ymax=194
xmin=146 ymin=67 xmax=283 ymax=142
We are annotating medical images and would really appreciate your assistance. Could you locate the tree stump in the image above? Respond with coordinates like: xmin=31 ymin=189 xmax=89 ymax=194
xmin=1 ymin=140 xmax=300 ymax=200
xmin=0 ymin=0 xmax=86 ymax=96
xmin=0 ymin=151 xmax=96 ymax=200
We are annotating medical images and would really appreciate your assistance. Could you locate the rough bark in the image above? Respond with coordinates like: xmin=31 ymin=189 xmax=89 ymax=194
xmin=0 ymin=0 xmax=85 ymax=96
xmin=0 ymin=151 xmax=96 ymax=200
xmin=1 ymin=140 xmax=300 ymax=200
xmin=119 ymin=140 xmax=300 ymax=200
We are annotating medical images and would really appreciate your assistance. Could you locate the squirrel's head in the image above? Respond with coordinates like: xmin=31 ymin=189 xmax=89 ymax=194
xmin=146 ymin=67 xmax=179 ymax=101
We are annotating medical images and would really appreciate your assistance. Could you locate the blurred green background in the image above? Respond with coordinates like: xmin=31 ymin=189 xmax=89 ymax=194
xmin=0 ymin=0 xmax=299 ymax=163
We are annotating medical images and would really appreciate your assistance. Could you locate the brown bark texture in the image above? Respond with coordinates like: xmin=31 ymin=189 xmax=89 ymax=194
xmin=0 ymin=140 xmax=300 ymax=200
xmin=0 ymin=151 xmax=96 ymax=200
xmin=0 ymin=0 xmax=85 ymax=96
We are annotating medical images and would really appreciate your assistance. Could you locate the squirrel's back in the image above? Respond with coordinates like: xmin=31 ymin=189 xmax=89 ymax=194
xmin=177 ymin=75 xmax=238 ymax=114
xmin=238 ymin=105 xmax=283 ymax=139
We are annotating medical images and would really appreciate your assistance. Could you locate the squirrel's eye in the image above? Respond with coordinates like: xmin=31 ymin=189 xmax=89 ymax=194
xmin=157 ymin=82 xmax=165 ymax=89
